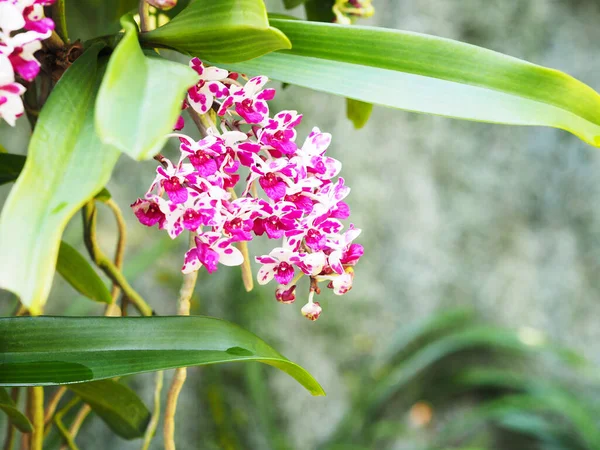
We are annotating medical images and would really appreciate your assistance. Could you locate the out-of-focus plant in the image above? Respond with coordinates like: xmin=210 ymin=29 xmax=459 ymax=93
xmin=1 ymin=0 xmax=600 ymax=449
xmin=319 ymin=309 xmax=600 ymax=450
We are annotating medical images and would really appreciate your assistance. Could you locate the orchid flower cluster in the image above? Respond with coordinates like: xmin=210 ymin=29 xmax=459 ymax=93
xmin=0 ymin=0 xmax=55 ymax=126
xmin=132 ymin=58 xmax=363 ymax=321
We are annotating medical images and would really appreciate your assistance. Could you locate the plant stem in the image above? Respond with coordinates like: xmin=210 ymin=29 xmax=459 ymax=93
xmin=51 ymin=0 xmax=69 ymax=43
xmin=44 ymin=386 xmax=67 ymax=427
xmin=188 ymin=109 xmax=208 ymax=136
xmin=67 ymin=405 xmax=91 ymax=440
xmin=140 ymin=371 xmax=164 ymax=450
xmin=164 ymin=233 xmax=198 ymax=450
xmin=139 ymin=0 xmax=151 ymax=32
xmin=43 ymin=30 xmax=64 ymax=52
xmin=104 ymin=199 xmax=128 ymax=315
xmin=2 ymin=423 xmax=15 ymax=450
xmin=2 ymin=389 xmax=18 ymax=450
xmin=225 ymin=188 xmax=253 ymax=291
xmin=30 ymin=387 xmax=44 ymax=450
xmin=54 ymin=398 xmax=80 ymax=450
xmin=82 ymin=202 xmax=153 ymax=317
xmin=20 ymin=390 xmax=30 ymax=450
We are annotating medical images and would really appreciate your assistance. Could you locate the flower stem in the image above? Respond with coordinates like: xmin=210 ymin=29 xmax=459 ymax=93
xmin=140 ymin=371 xmax=164 ymax=450
xmin=66 ymin=405 xmax=91 ymax=441
xmin=30 ymin=387 xmax=44 ymax=450
xmin=54 ymin=398 xmax=80 ymax=450
xmin=103 ymin=199 xmax=128 ymax=315
xmin=139 ymin=0 xmax=151 ymax=33
xmin=164 ymin=233 xmax=198 ymax=450
xmin=43 ymin=31 xmax=64 ymax=52
xmin=238 ymin=241 xmax=254 ymax=292
xmin=82 ymin=202 xmax=153 ymax=317
xmin=51 ymin=0 xmax=69 ymax=43
xmin=44 ymin=387 xmax=67 ymax=428
xmin=226 ymin=188 xmax=254 ymax=292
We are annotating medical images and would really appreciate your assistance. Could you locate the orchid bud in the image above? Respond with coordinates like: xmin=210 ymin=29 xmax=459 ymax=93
xmin=275 ymin=285 xmax=296 ymax=304
xmin=147 ymin=0 xmax=177 ymax=10
xmin=301 ymin=301 xmax=322 ymax=321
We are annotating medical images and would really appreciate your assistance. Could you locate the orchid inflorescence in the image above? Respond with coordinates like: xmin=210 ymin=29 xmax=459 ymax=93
xmin=0 ymin=0 xmax=55 ymax=126
xmin=132 ymin=58 xmax=364 ymax=321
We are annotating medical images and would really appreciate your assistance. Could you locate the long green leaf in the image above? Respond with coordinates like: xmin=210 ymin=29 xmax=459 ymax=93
xmin=68 ymin=380 xmax=150 ymax=440
xmin=95 ymin=17 xmax=198 ymax=160
xmin=56 ymin=241 xmax=112 ymax=304
xmin=0 ymin=316 xmax=325 ymax=396
xmin=0 ymin=387 xmax=32 ymax=433
xmin=223 ymin=19 xmax=600 ymax=147
xmin=0 ymin=153 xmax=25 ymax=185
xmin=141 ymin=0 xmax=291 ymax=63
xmin=0 ymin=45 xmax=120 ymax=315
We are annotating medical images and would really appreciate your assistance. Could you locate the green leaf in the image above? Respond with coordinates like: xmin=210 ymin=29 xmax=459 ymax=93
xmin=223 ymin=19 xmax=600 ymax=147
xmin=93 ymin=187 xmax=111 ymax=202
xmin=65 ymin=0 xmax=137 ymax=41
xmin=68 ymin=380 xmax=150 ymax=439
xmin=95 ymin=17 xmax=198 ymax=160
xmin=0 ymin=153 xmax=25 ymax=185
xmin=0 ymin=387 xmax=32 ymax=433
xmin=0 ymin=45 xmax=120 ymax=315
xmin=376 ymin=308 xmax=476 ymax=371
xmin=0 ymin=316 xmax=325 ymax=397
xmin=56 ymin=241 xmax=112 ymax=304
xmin=304 ymin=0 xmax=335 ymax=22
xmin=369 ymin=327 xmax=537 ymax=411
xmin=283 ymin=0 xmax=306 ymax=9
xmin=346 ymin=99 xmax=373 ymax=129
xmin=140 ymin=0 xmax=291 ymax=63
xmin=0 ymin=155 xmax=112 ymax=199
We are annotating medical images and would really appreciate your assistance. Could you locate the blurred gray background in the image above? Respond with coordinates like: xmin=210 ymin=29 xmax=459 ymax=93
xmin=2 ymin=0 xmax=600 ymax=448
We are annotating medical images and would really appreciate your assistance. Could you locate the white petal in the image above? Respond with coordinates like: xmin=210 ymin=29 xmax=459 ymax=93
xmin=202 ymin=66 xmax=228 ymax=81
xmin=216 ymin=244 xmax=244 ymax=266
xmin=0 ymin=3 xmax=25 ymax=33
xmin=0 ymin=92 xmax=24 ymax=127
xmin=303 ymin=252 xmax=326 ymax=275
xmin=181 ymin=248 xmax=202 ymax=274
xmin=0 ymin=55 xmax=15 ymax=85
xmin=257 ymin=264 xmax=276 ymax=285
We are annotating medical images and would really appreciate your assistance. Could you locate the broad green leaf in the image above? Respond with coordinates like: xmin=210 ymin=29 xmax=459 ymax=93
xmin=0 ymin=387 xmax=32 ymax=433
xmin=141 ymin=0 xmax=291 ymax=63
xmin=0 ymin=153 xmax=25 ymax=185
xmin=223 ymin=19 xmax=600 ymax=147
xmin=0 ymin=316 xmax=325 ymax=396
xmin=0 ymin=155 xmax=112 ymax=200
xmin=0 ymin=45 xmax=120 ymax=315
xmin=65 ymin=0 xmax=137 ymax=41
xmin=56 ymin=241 xmax=112 ymax=304
xmin=96 ymin=17 xmax=198 ymax=160
xmin=346 ymin=99 xmax=373 ymax=129
xmin=68 ymin=380 xmax=150 ymax=439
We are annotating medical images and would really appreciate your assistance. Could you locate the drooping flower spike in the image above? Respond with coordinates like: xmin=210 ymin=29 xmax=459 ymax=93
xmin=132 ymin=60 xmax=363 ymax=320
